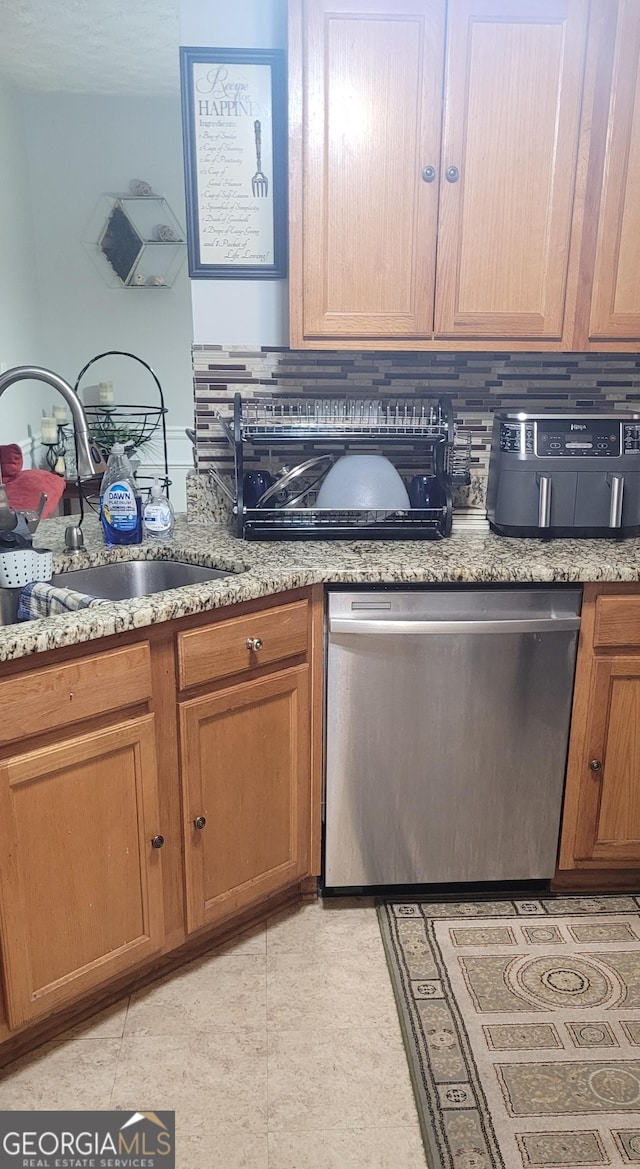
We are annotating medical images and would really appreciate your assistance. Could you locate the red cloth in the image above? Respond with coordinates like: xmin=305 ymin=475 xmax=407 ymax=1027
xmin=0 ymin=445 xmax=65 ymax=518
xmin=0 ymin=444 xmax=23 ymax=481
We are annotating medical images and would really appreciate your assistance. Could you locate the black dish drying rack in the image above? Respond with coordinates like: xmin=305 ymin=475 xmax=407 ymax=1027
xmin=219 ymin=392 xmax=471 ymax=541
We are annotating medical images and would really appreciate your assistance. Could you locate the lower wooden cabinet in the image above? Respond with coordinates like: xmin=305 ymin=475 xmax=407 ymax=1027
xmin=0 ymin=586 xmax=321 ymax=1049
xmin=0 ymin=716 xmax=165 ymax=1028
xmin=179 ymin=666 xmax=311 ymax=932
xmin=558 ymin=586 xmax=640 ymax=878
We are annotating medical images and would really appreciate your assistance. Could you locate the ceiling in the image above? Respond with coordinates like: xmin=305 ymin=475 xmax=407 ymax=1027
xmin=0 ymin=0 xmax=181 ymax=97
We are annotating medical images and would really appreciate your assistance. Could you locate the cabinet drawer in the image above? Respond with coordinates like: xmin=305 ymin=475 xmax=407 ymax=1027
xmin=0 ymin=643 xmax=152 ymax=746
xmin=177 ymin=600 xmax=309 ymax=690
xmin=593 ymin=595 xmax=640 ymax=648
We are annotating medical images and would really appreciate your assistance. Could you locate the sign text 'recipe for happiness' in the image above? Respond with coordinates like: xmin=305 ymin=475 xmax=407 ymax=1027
xmin=180 ymin=48 xmax=287 ymax=279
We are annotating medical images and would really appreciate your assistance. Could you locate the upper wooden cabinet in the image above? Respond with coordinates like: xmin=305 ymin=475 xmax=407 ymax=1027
xmin=437 ymin=0 xmax=588 ymax=342
xmin=289 ymin=0 xmax=591 ymax=347
xmin=582 ymin=0 xmax=640 ymax=342
xmin=293 ymin=0 xmax=444 ymax=342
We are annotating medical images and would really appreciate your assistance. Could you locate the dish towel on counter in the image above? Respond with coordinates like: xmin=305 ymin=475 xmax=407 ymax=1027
xmin=17 ymin=581 xmax=108 ymax=621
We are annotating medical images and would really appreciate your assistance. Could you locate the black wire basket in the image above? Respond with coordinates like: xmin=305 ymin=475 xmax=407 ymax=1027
xmin=72 ymin=350 xmax=171 ymax=519
xmin=84 ymin=405 xmax=166 ymax=460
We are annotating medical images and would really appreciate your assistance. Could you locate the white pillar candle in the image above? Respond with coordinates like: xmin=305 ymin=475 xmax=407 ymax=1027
xmin=41 ymin=417 xmax=58 ymax=443
xmin=99 ymin=381 xmax=114 ymax=405
xmin=52 ymin=404 xmax=68 ymax=423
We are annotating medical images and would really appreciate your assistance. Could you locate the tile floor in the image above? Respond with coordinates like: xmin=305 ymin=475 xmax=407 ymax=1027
xmin=0 ymin=898 xmax=428 ymax=1169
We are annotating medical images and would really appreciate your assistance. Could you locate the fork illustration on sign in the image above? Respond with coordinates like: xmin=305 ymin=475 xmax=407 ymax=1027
xmin=251 ymin=119 xmax=269 ymax=197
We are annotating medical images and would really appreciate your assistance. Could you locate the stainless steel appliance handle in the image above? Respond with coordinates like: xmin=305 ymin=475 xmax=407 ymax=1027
xmin=329 ymin=617 xmax=581 ymax=636
xmin=538 ymin=474 xmax=552 ymax=528
xmin=609 ymin=473 xmax=624 ymax=528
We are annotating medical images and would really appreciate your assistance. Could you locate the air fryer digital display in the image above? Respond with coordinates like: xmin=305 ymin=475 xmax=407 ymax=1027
xmin=499 ymin=419 xmax=640 ymax=456
xmin=535 ymin=420 xmax=622 ymax=457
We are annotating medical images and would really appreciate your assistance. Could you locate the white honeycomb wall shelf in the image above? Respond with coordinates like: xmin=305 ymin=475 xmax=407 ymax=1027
xmin=84 ymin=191 xmax=186 ymax=289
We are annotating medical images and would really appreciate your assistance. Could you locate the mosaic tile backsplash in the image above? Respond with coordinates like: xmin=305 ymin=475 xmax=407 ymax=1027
xmin=193 ymin=346 xmax=640 ymax=506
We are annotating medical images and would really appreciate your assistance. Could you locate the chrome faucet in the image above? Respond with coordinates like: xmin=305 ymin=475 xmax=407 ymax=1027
xmin=0 ymin=365 xmax=107 ymax=534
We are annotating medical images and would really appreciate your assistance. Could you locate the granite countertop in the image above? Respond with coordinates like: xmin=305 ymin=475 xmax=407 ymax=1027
xmin=0 ymin=514 xmax=638 ymax=663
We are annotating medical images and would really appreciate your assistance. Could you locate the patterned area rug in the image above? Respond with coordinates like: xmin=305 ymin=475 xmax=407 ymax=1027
xmin=377 ymin=896 xmax=640 ymax=1169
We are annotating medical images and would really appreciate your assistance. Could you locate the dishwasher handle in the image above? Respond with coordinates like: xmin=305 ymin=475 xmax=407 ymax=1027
xmin=329 ymin=616 xmax=581 ymax=636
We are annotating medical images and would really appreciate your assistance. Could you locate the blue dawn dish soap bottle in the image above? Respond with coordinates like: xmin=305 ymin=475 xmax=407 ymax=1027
xmin=100 ymin=443 xmax=142 ymax=546
xmin=143 ymin=478 xmax=175 ymax=542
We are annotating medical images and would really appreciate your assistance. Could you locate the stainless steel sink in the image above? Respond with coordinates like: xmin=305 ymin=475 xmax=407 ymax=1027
xmin=49 ymin=559 xmax=235 ymax=600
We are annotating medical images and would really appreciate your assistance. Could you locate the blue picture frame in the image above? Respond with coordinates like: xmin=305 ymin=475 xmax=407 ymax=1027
xmin=179 ymin=46 xmax=287 ymax=279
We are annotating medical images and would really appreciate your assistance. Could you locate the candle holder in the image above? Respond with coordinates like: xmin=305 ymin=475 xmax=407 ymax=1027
xmin=43 ymin=424 xmax=71 ymax=475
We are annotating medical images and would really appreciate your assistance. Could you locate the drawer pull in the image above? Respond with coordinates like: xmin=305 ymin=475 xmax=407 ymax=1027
xmin=589 ymin=759 xmax=602 ymax=772
xmin=246 ymin=637 xmax=263 ymax=652
xmin=193 ymin=816 xmax=207 ymax=830
xmin=151 ymin=834 xmax=165 ymax=849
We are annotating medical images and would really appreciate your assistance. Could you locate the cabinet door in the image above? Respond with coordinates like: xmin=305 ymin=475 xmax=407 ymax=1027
xmin=296 ymin=0 xmax=444 ymax=340
xmin=566 ymin=657 xmax=640 ymax=865
xmin=0 ymin=717 xmax=164 ymax=1029
xmin=589 ymin=0 xmax=640 ymax=340
xmin=180 ymin=666 xmax=311 ymax=932
xmin=435 ymin=0 xmax=589 ymax=340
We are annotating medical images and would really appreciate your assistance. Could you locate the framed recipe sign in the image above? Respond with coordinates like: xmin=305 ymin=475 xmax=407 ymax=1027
xmin=180 ymin=47 xmax=287 ymax=279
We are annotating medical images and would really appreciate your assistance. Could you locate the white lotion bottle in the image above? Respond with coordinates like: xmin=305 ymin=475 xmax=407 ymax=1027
xmin=142 ymin=479 xmax=175 ymax=542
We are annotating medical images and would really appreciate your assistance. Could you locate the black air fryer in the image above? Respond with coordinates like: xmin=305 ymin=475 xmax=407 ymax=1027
xmin=486 ymin=413 xmax=640 ymax=538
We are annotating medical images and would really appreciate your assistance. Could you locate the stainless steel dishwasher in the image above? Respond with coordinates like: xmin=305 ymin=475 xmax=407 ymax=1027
xmin=325 ymin=587 xmax=582 ymax=888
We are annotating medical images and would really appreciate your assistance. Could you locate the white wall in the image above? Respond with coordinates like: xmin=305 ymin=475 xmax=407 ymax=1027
xmin=0 ymin=0 xmax=288 ymax=499
xmin=18 ymin=91 xmax=194 ymax=506
xmin=0 ymin=82 xmax=49 ymax=455
xmin=180 ymin=0 xmax=289 ymax=345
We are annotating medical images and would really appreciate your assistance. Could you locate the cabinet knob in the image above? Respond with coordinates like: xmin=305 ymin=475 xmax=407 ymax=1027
xmin=446 ymin=166 xmax=460 ymax=183
xmin=246 ymin=637 xmax=263 ymax=652
xmin=193 ymin=815 xmax=207 ymax=830
xmin=151 ymin=834 xmax=165 ymax=849
xmin=422 ymin=165 xmax=436 ymax=183
xmin=589 ymin=759 xmax=602 ymax=772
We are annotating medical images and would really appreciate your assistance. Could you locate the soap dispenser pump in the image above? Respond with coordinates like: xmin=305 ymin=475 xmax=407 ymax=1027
xmin=142 ymin=478 xmax=175 ymax=541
